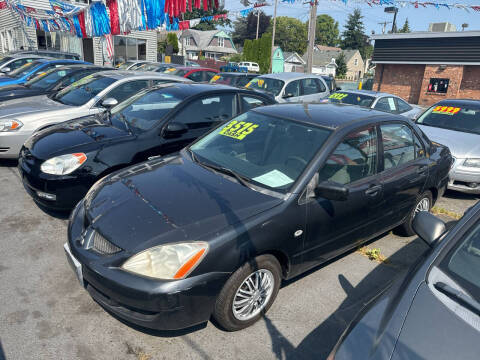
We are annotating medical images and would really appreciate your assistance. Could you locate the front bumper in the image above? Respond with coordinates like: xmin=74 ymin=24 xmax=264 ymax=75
xmin=0 ymin=131 xmax=30 ymax=159
xmin=448 ymin=158 xmax=480 ymax=194
xmin=18 ymin=152 xmax=95 ymax=210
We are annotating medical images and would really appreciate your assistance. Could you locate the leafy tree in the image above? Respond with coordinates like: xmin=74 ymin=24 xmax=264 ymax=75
xmin=167 ymin=33 xmax=179 ymax=54
xmin=266 ymin=16 xmax=307 ymax=54
xmin=341 ymin=9 xmax=371 ymax=60
xmin=231 ymin=11 xmax=271 ymax=47
xmin=315 ymin=14 xmax=340 ymax=47
xmin=228 ymin=53 xmax=243 ymax=62
xmin=399 ymin=18 xmax=411 ymax=33
xmin=336 ymin=52 xmax=347 ymax=77
xmin=182 ymin=5 xmax=230 ymax=31
xmin=258 ymin=33 xmax=271 ymax=73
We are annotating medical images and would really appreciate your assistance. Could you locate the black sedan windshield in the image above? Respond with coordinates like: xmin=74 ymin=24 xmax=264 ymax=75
xmin=26 ymin=67 xmax=74 ymax=90
xmin=190 ymin=111 xmax=331 ymax=192
xmin=328 ymin=92 xmax=375 ymax=107
xmin=417 ymin=104 xmax=480 ymax=135
xmin=246 ymin=78 xmax=284 ymax=96
xmin=53 ymin=74 xmax=116 ymax=106
xmin=109 ymin=87 xmax=185 ymax=132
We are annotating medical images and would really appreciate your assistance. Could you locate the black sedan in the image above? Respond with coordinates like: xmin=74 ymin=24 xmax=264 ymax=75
xmin=328 ymin=207 xmax=480 ymax=360
xmin=18 ymin=83 xmax=274 ymax=210
xmin=65 ymin=103 xmax=452 ymax=332
xmin=0 ymin=64 xmax=105 ymax=102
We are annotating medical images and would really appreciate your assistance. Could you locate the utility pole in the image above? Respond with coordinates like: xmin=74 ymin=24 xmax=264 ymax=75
xmin=269 ymin=0 xmax=278 ymax=72
xmin=256 ymin=10 xmax=260 ymax=39
xmin=378 ymin=21 xmax=392 ymax=34
xmin=305 ymin=1 xmax=318 ymax=74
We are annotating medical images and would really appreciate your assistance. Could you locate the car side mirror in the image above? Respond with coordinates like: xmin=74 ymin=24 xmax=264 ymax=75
xmin=1 ymin=67 xmax=10 ymax=73
xmin=314 ymin=181 xmax=349 ymax=201
xmin=163 ymin=122 xmax=188 ymax=137
xmin=101 ymin=97 xmax=118 ymax=109
xmin=283 ymin=92 xmax=294 ymax=99
xmin=412 ymin=211 xmax=447 ymax=247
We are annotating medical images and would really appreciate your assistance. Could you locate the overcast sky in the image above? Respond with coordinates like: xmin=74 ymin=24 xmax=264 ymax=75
xmin=223 ymin=0 xmax=480 ymax=35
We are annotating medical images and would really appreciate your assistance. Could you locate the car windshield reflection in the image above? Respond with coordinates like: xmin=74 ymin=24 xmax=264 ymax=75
xmin=190 ymin=111 xmax=331 ymax=193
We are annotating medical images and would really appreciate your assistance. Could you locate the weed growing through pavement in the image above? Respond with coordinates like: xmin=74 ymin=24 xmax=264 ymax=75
xmin=357 ymin=247 xmax=389 ymax=264
xmin=431 ymin=206 xmax=462 ymax=220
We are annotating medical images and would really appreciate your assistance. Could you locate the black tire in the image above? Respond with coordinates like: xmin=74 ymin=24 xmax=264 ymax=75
xmin=213 ymin=255 xmax=282 ymax=331
xmin=396 ymin=190 xmax=433 ymax=236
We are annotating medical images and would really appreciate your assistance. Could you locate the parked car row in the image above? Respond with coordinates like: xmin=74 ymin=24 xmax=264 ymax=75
xmin=0 ymin=60 xmax=477 ymax=356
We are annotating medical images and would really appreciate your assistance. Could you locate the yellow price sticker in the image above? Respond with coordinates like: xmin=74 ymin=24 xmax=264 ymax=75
xmin=432 ymin=105 xmax=461 ymax=115
xmin=258 ymin=79 xmax=265 ymax=86
xmin=219 ymin=120 xmax=259 ymax=140
xmin=166 ymin=68 xmax=176 ymax=72
xmin=329 ymin=93 xmax=348 ymax=100
xmin=245 ymin=82 xmax=251 ymax=88
xmin=211 ymin=75 xmax=221 ymax=82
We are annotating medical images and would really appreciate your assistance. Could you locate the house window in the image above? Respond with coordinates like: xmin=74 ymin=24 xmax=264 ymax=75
xmin=218 ymin=37 xmax=224 ymax=47
xmin=113 ymin=36 xmax=147 ymax=66
xmin=428 ymin=78 xmax=449 ymax=93
xmin=185 ymin=37 xmax=191 ymax=46
xmin=354 ymin=58 xmax=358 ymax=66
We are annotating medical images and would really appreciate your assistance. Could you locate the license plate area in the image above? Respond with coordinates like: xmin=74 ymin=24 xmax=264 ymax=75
xmin=64 ymin=243 xmax=84 ymax=286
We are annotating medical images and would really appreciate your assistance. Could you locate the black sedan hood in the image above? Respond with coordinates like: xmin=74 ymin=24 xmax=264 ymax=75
xmin=26 ymin=115 xmax=132 ymax=160
xmin=85 ymin=155 xmax=283 ymax=252
xmin=0 ymin=85 xmax=44 ymax=102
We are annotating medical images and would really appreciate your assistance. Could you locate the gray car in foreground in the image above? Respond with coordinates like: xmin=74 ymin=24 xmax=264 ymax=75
xmin=327 ymin=89 xmax=423 ymax=120
xmin=0 ymin=71 xmax=190 ymax=158
xmin=329 ymin=206 xmax=480 ymax=360
xmin=417 ymin=99 xmax=480 ymax=194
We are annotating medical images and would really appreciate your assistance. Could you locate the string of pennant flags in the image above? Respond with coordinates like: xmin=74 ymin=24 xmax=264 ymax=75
xmin=0 ymin=0 xmax=268 ymax=37
xmin=282 ymin=0 xmax=480 ymax=12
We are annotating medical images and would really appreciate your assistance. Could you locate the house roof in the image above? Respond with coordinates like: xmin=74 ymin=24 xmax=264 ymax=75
xmin=305 ymin=48 xmax=362 ymax=66
xmin=284 ymin=52 xmax=306 ymax=65
xmin=181 ymin=29 xmax=238 ymax=54
xmin=316 ymin=45 xmax=342 ymax=51
xmin=371 ymin=30 xmax=480 ymax=40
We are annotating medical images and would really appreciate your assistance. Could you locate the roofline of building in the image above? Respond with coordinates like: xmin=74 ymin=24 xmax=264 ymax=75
xmin=371 ymin=30 xmax=480 ymax=40
xmin=372 ymin=60 xmax=480 ymax=65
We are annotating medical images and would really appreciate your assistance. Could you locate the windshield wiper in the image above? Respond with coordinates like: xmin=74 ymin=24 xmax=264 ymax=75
xmin=434 ymin=282 xmax=480 ymax=316
xmin=196 ymin=159 xmax=253 ymax=189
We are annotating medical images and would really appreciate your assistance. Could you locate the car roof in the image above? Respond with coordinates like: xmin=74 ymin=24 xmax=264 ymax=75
xmin=435 ymin=99 xmax=480 ymax=108
xmin=336 ymin=89 xmax=394 ymax=98
xmin=150 ymin=82 xmax=268 ymax=97
xmin=89 ymin=70 xmax=192 ymax=83
xmin=176 ymin=66 xmax=216 ymax=71
xmin=48 ymin=64 xmax=104 ymax=71
xmin=8 ymin=54 xmax=47 ymax=59
xmin=253 ymin=103 xmax=407 ymax=129
xmin=258 ymin=72 xmax=324 ymax=81
xmin=217 ymin=72 xmax=257 ymax=77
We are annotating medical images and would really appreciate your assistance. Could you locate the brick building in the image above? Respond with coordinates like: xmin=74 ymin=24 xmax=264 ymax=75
xmin=371 ymin=31 xmax=480 ymax=106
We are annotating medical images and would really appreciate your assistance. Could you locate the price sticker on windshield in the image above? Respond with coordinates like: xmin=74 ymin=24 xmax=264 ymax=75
xmin=432 ymin=106 xmax=461 ymax=115
xmin=211 ymin=75 xmax=220 ymax=82
xmin=219 ymin=120 xmax=259 ymax=140
xmin=329 ymin=93 xmax=348 ymax=100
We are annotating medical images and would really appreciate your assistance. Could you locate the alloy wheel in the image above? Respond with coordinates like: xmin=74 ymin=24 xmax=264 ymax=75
xmin=232 ymin=269 xmax=274 ymax=321
xmin=415 ymin=197 xmax=430 ymax=214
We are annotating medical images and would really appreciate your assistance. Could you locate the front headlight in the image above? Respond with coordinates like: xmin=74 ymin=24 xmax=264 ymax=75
xmin=0 ymin=119 xmax=23 ymax=132
xmin=40 ymin=153 xmax=87 ymax=175
xmin=463 ymin=158 xmax=480 ymax=168
xmin=122 ymin=242 xmax=208 ymax=279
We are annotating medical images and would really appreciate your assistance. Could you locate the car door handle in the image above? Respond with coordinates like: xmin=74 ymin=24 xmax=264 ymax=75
xmin=365 ymin=185 xmax=382 ymax=196
xmin=417 ymin=166 xmax=428 ymax=175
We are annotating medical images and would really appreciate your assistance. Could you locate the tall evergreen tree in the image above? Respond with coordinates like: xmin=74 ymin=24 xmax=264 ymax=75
xmin=231 ymin=11 xmax=271 ymax=47
xmin=341 ymin=9 xmax=372 ymax=60
xmin=315 ymin=14 xmax=340 ymax=47
xmin=399 ymin=18 xmax=411 ymax=33
xmin=336 ymin=52 xmax=347 ymax=77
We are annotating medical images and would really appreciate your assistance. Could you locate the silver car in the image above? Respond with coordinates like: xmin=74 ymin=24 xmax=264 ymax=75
xmin=417 ymin=99 xmax=480 ymax=194
xmin=0 ymin=71 xmax=191 ymax=159
xmin=327 ymin=89 xmax=423 ymax=120
xmin=0 ymin=54 xmax=46 ymax=75
xmin=245 ymin=72 xmax=330 ymax=103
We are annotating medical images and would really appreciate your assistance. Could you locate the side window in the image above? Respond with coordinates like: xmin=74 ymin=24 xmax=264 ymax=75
xmin=396 ymin=98 xmax=413 ymax=113
xmin=414 ymin=133 xmax=425 ymax=159
xmin=241 ymin=95 xmax=269 ymax=111
xmin=301 ymin=78 xmax=322 ymax=95
xmin=374 ymin=97 xmax=397 ymax=113
xmin=174 ymin=94 xmax=237 ymax=128
xmin=284 ymin=80 xmax=301 ymax=97
xmin=205 ymin=71 xmax=217 ymax=81
xmin=381 ymin=124 xmax=415 ymax=170
xmin=315 ymin=78 xmax=327 ymax=93
xmin=318 ymin=127 xmax=377 ymax=185
xmin=187 ymin=71 xmax=204 ymax=82
xmin=105 ymin=80 xmax=149 ymax=104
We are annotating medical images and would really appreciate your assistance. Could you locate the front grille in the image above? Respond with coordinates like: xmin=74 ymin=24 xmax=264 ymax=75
xmin=0 ymin=147 xmax=9 ymax=153
xmin=91 ymin=231 xmax=121 ymax=255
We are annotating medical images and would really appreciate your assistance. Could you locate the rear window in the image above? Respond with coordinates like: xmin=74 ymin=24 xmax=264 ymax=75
xmin=26 ymin=67 xmax=75 ymax=90
xmin=53 ymin=74 xmax=116 ymax=106
xmin=210 ymin=74 xmax=232 ymax=85
xmin=168 ymin=69 xmax=188 ymax=77
xmin=246 ymin=77 xmax=285 ymax=96
xmin=328 ymin=92 xmax=375 ymax=107
xmin=417 ymin=104 xmax=480 ymax=135
xmin=8 ymin=60 xmax=42 ymax=78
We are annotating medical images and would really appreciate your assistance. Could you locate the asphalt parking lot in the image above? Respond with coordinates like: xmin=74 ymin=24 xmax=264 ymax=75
xmin=0 ymin=159 xmax=477 ymax=360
